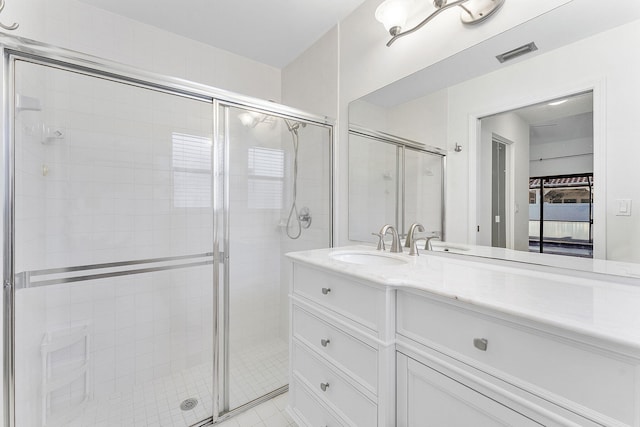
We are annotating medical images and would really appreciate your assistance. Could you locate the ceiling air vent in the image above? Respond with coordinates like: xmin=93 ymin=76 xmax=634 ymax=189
xmin=496 ymin=42 xmax=538 ymax=63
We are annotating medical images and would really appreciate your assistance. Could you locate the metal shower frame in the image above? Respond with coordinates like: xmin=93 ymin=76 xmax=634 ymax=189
xmin=1 ymin=34 xmax=334 ymax=427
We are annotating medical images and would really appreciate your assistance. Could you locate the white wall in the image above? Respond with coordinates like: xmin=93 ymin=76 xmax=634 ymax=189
xmin=8 ymin=0 xmax=281 ymax=101
xmin=349 ymin=99 xmax=389 ymax=131
xmin=530 ymin=137 xmax=593 ymax=177
xmin=446 ymin=19 xmax=640 ymax=262
xmin=387 ymin=89 xmax=448 ymax=149
xmin=281 ymin=27 xmax=339 ymax=119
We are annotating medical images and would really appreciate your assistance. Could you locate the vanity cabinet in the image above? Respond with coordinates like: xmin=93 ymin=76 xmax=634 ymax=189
xmin=287 ymin=250 xmax=640 ymax=427
xmin=288 ymin=263 xmax=396 ymax=427
xmin=396 ymin=290 xmax=637 ymax=427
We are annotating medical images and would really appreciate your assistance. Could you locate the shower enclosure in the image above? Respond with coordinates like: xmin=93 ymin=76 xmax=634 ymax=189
xmin=3 ymin=38 xmax=332 ymax=427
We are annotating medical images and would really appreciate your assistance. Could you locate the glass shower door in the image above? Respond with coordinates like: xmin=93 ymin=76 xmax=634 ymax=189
xmin=217 ymin=104 xmax=332 ymax=413
xmin=13 ymin=60 xmax=215 ymax=427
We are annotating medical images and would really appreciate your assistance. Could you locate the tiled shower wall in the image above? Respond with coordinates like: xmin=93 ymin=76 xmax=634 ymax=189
xmin=225 ymin=111 xmax=331 ymax=353
xmin=14 ymin=60 xmax=214 ymax=426
xmin=13 ymin=61 xmax=332 ymax=426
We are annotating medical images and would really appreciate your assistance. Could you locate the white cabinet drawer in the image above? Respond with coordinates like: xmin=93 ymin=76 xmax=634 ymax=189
xmin=397 ymin=291 xmax=637 ymax=426
xmin=293 ymin=305 xmax=378 ymax=393
xmin=292 ymin=340 xmax=377 ymax=427
xmin=290 ymin=378 xmax=345 ymax=427
xmin=292 ymin=264 xmax=385 ymax=332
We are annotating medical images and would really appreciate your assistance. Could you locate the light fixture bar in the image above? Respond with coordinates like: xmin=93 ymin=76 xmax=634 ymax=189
xmin=386 ymin=0 xmax=468 ymax=47
xmin=0 ymin=0 xmax=18 ymax=30
xmin=495 ymin=41 xmax=538 ymax=63
xmin=380 ymin=0 xmax=506 ymax=47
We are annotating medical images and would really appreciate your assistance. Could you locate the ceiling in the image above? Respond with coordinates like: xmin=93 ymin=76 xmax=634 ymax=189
xmin=78 ymin=0 xmax=368 ymax=68
xmin=500 ymin=92 xmax=593 ymax=146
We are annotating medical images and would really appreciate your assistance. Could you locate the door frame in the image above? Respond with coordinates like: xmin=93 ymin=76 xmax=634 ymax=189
xmin=468 ymin=82 xmax=604 ymax=259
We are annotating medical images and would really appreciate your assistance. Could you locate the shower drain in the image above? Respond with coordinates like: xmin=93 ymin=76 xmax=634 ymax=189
xmin=180 ymin=398 xmax=199 ymax=411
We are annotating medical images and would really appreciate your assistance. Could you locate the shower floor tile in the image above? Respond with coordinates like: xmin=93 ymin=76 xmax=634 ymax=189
xmin=67 ymin=338 xmax=288 ymax=427
xmin=217 ymin=393 xmax=296 ymax=427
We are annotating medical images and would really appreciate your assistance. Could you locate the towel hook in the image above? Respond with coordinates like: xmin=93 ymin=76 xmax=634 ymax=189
xmin=0 ymin=0 xmax=19 ymax=31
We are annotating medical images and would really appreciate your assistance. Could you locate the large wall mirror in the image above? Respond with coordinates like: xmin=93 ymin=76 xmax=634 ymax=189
xmin=347 ymin=3 xmax=640 ymax=276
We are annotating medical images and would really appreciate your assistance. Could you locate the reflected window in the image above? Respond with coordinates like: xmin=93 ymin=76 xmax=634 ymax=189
xmin=172 ymin=132 xmax=212 ymax=208
xmin=248 ymin=147 xmax=284 ymax=209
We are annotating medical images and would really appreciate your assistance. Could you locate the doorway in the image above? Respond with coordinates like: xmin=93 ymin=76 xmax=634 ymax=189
xmin=491 ymin=138 xmax=508 ymax=248
xmin=479 ymin=91 xmax=594 ymax=258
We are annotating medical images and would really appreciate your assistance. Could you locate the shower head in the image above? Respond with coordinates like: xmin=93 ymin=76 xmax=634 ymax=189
xmin=284 ymin=118 xmax=306 ymax=133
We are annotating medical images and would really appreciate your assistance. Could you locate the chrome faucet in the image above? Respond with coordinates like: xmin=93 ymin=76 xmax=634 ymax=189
xmin=379 ymin=224 xmax=403 ymax=253
xmin=409 ymin=237 xmax=427 ymax=256
xmin=371 ymin=232 xmax=386 ymax=251
xmin=405 ymin=223 xmax=425 ymax=249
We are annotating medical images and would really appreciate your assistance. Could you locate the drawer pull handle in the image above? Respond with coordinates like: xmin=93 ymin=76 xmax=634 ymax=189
xmin=473 ymin=338 xmax=488 ymax=351
xmin=321 ymin=338 xmax=330 ymax=347
xmin=321 ymin=287 xmax=331 ymax=295
xmin=320 ymin=382 xmax=330 ymax=392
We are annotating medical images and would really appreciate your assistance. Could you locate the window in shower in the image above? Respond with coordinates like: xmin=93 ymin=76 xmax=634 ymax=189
xmin=172 ymin=132 xmax=213 ymax=208
xmin=247 ymin=146 xmax=284 ymax=209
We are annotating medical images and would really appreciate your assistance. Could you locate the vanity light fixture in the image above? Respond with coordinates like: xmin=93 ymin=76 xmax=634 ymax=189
xmin=0 ymin=0 xmax=19 ymax=30
xmin=375 ymin=0 xmax=505 ymax=47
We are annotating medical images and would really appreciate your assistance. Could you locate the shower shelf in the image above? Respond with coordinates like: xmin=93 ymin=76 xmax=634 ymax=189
xmin=41 ymin=325 xmax=92 ymax=427
xmin=43 ymin=361 xmax=90 ymax=394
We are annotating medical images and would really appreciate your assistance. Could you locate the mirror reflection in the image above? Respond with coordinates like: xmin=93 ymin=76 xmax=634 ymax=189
xmin=348 ymin=128 xmax=445 ymax=243
xmin=348 ymin=15 xmax=640 ymax=276
xmin=478 ymin=92 xmax=594 ymax=258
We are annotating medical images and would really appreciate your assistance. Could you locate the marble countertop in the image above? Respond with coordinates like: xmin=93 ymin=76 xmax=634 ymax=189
xmin=286 ymin=246 xmax=640 ymax=353
xmin=426 ymin=241 xmax=640 ymax=279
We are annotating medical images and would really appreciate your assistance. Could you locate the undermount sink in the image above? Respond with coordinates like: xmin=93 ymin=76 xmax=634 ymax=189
xmin=330 ymin=251 xmax=409 ymax=266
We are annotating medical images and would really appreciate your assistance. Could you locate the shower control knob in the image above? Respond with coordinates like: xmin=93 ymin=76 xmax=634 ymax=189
xmin=321 ymin=287 xmax=331 ymax=295
xmin=320 ymin=382 xmax=330 ymax=392
xmin=320 ymin=338 xmax=330 ymax=347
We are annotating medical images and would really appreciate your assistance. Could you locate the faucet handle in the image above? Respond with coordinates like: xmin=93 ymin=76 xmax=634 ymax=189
xmin=424 ymin=234 xmax=441 ymax=251
xmin=371 ymin=232 xmax=386 ymax=251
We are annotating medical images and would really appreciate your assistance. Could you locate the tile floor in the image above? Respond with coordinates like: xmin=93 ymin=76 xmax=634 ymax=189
xmin=66 ymin=339 xmax=289 ymax=426
xmin=216 ymin=393 xmax=295 ymax=427
xmin=229 ymin=338 xmax=288 ymax=408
